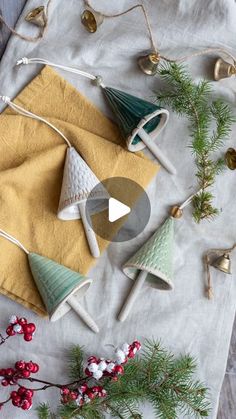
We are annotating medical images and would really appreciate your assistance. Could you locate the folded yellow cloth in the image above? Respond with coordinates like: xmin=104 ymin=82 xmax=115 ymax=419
xmin=0 ymin=66 xmax=159 ymax=316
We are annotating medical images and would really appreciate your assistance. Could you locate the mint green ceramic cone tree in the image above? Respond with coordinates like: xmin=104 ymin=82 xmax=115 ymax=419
xmin=118 ymin=216 xmax=175 ymax=322
xmin=0 ymin=230 xmax=99 ymax=333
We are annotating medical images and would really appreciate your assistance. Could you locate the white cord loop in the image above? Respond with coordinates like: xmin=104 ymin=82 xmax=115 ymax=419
xmin=0 ymin=95 xmax=72 ymax=148
xmin=16 ymin=57 xmax=106 ymax=88
xmin=0 ymin=229 xmax=29 ymax=254
xmin=179 ymin=188 xmax=202 ymax=210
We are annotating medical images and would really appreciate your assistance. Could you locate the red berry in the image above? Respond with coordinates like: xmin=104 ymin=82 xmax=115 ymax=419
xmin=18 ymin=318 xmax=27 ymax=326
xmin=80 ymin=383 xmax=88 ymax=393
xmin=21 ymin=370 xmax=30 ymax=378
xmin=114 ymin=365 xmax=124 ymax=374
xmin=5 ymin=368 xmax=15 ymax=376
xmin=61 ymin=387 xmax=70 ymax=395
xmin=128 ymin=349 xmax=135 ymax=359
xmin=70 ymin=391 xmax=77 ymax=400
xmin=21 ymin=399 xmax=32 ymax=410
xmin=24 ymin=333 xmax=33 ymax=342
xmin=0 ymin=369 xmax=6 ymax=376
xmin=28 ymin=323 xmax=36 ymax=334
xmin=85 ymin=367 xmax=92 ymax=377
xmin=6 ymin=325 xmax=15 ymax=336
xmin=112 ymin=376 xmax=118 ymax=381
xmin=133 ymin=340 xmax=141 ymax=350
xmin=15 ymin=361 xmax=26 ymax=371
xmin=31 ymin=363 xmax=39 ymax=373
xmin=88 ymin=356 xmax=97 ymax=364
xmin=12 ymin=396 xmax=22 ymax=407
xmin=18 ymin=387 xmax=26 ymax=396
xmin=86 ymin=390 xmax=95 ymax=400
xmin=25 ymin=362 xmax=34 ymax=372
xmin=92 ymin=386 xmax=102 ymax=393
xmin=24 ymin=389 xmax=34 ymax=399
xmin=10 ymin=391 xmax=18 ymax=399
xmin=1 ymin=379 xmax=9 ymax=386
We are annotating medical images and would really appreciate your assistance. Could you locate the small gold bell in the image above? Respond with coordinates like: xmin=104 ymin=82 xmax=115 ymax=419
xmin=138 ymin=52 xmax=160 ymax=76
xmin=81 ymin=8 xmax=104 ymax=33
xmin=170 ymin=205 xmax=183 ymax=219
xmin=212 ymin=253 xmax=231 ymax=274
xmin=214 ymin=58 xmax=236 ymax=81
xmin=225 ymin=148 xmax=236 ymax=170
xmin=25 ymin=6 xmax=47 ymax=28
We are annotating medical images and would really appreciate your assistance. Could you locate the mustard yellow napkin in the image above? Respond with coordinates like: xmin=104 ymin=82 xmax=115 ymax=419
xmin=0 ymin=66 xmax=159 ymax=316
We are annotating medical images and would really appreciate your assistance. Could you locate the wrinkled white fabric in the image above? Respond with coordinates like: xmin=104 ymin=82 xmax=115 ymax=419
xmin=0 ymin=1 xmax=235 ymax=418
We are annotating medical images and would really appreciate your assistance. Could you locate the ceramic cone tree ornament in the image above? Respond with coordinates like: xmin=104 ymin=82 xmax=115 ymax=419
xmin=0 ymin=229 xmax=99 ymax=333
xmin=57 ymin=147 xmax=109 ymax=258
xmin=103 ymin=87 xmax=176 ymax=175
xmin=0 ymin=95 xmax=106 ymax=258
xmin=16 ymin=58 xmax=176 ymax=175
xmin=118 ymin=194 xmax=198 ymax=322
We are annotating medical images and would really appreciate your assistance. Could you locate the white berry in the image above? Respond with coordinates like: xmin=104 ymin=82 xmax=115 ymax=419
xmin=88 ymin=362 xmax=98 ymax=373
xmin=93 ymin=370 xmax=103 ymax=380
xmin=121 ymin=343 xmax=130 ymax=355
xmin=9 ymin=315 xmax=18 ymax=324
xmin=13 ymin=324 xmax=22 ymax=333
xmin=106 ymin=362 xmax=115 ymax=373
xmin=98 ymin=360 xmax=107 ymax=371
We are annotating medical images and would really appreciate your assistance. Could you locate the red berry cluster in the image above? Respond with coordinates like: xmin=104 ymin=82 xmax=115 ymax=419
xmin=85 ymin=340 xmax=141 ymax=382
xmin=61 ymin=383 xmax=107 ymax=406
xmin=0 ymin=360 xmax=39 ymax=387
xmin=10 ymin=387 xmax=34 ymax=410
xmin=6 ymin=316 xmax=36 ymax=342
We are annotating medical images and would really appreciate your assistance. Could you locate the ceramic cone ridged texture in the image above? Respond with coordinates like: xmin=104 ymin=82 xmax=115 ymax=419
xmin=103 ymin=87 xmax=162 ymax=146
xmin=28 ymin=253 xmax=90 ymax=318
xmin=123 ymin=217 xmax=174 ymax=290
xmin=58 ymin=147 xmax=108 ymax=220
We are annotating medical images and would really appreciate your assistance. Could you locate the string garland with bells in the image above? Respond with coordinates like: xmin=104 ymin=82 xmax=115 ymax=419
xmin=0 ymin=332 xmax=210 ymax=418
xmin=0 ymin=0 xmax=52 ymax=42
xmin=204 ymin=243 xmax=236 ymax=299
xmin=81 ymin=0 xmax=236 ymax=81
xmin=118 ymin=190 xmax=199 ymax=322
xmin=0 ymin=95 xmax=107 ymax=259
xmin=16 ymin=57 xmax=176 ymax=175
xmin=0 ymin=229 xmax=99 ymax=333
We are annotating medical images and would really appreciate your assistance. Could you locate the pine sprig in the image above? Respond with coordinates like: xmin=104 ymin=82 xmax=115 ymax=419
xmin=68 ymin=346 xmax=84 ymax=379
xmin=40 ymin=340 xmax=210 ymax=419
xmin=156 ymin=63 xmax=235 ymax=222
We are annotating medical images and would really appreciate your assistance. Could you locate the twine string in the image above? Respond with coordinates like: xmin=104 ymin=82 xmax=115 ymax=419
xmin=84 ymin=1 xmax=236 ymax=67
xmin=0 ymin=0 xmax=53 ymax=42
xmin=204 ymin=243 xmax=236 ymax=299
xmin=0 ymin=95 xmax=72 ymax=148
xmin=179 ymin=188 xmax=202 ymax=210
xmin=0 ymin=229 xmax=29 ymax=254
xmin=84 ymin=0 xmax=157 ymax=54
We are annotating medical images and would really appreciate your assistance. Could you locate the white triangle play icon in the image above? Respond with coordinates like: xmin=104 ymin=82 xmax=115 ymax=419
xmin=109 ymin=198 xmax=131 ymax=223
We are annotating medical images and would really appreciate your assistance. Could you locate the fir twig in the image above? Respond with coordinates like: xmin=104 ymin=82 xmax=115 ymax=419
xmin=156 ymin=63 xmax=235 ymax=222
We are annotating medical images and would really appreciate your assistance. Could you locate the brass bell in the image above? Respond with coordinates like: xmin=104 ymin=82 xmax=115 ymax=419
xmin=214 ymin=58 xmax=236 ymax=81
xmin=225 ymin=148 xmax=236 ymax=170
xmin=212 ymin=253 xmax=231 ymax=274
xmin=138 ymin=52 xmax=160 ymax=76
xmin=25 ymin=6 xmax=47 ymax=28
xmin=170 ymin=205 xmax=183 ymax=219
xmin=81 ymin=8 xmax=104 ymax=33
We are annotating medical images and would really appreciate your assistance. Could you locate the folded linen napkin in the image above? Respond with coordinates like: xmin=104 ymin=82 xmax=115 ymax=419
xmin=0 ymin=65 xmax=158 ymax=316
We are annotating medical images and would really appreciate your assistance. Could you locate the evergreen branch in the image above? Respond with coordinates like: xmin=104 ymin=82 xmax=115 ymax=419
xmin=156 ymin=63 xmax=235 ymax=222
xmin=68 ymin=346 xmax=84 ymax=379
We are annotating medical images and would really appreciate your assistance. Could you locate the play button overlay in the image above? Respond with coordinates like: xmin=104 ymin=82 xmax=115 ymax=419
xmin=109 ymin=198 xmax=131 ymax=222
xmin=85 ymin=177 xmax=151 ymax=242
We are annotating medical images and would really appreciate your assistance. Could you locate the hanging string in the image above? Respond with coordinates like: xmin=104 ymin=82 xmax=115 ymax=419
xmin=16 ymin=57 xmax=106 ymax=87
xmin=84 ymin=0 xmax=157 ymax=54
xmin=204 ymin=243 xmax=236 ymax=300
xmin=0 ymin=0 xmax=52 ymax=42
xmin=0 ymin=96 xmax=72 ymax=148
xmin=179 ymin=188 xmax=202 ymax=210
xmin=0 ymin=229 xmax=29 ymax=254
xmin=84 ymin=1 xmax=236 ymax=67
